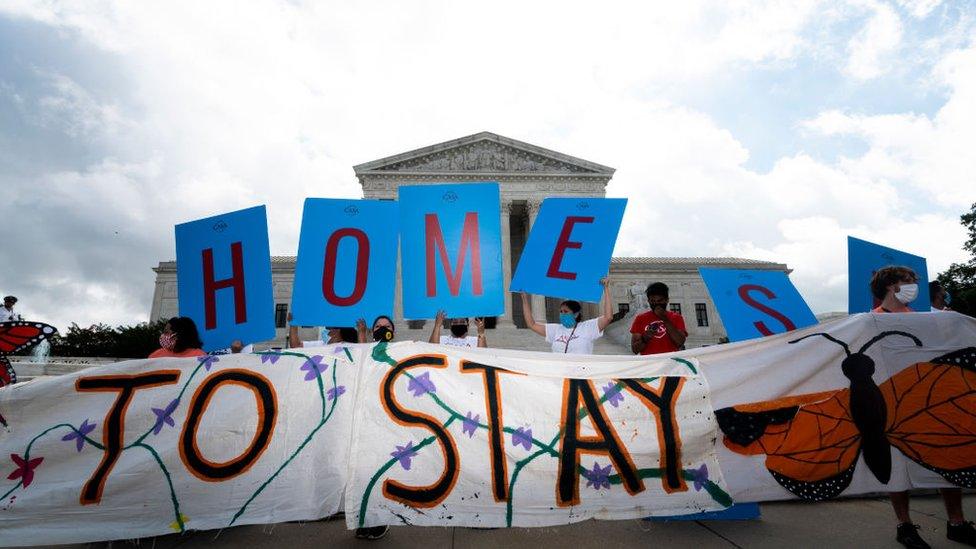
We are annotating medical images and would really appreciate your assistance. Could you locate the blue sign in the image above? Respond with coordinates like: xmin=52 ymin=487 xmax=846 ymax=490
xmin=399 ymin=182 xmax=503 ymax=319
xmin=291 ymin=198 xmax=399 ymax=327
xmin=848 ymin=236 xmax=929 ymax=313
xmin=511 ymin=198 xmax=626 ymax=303
xmin=175 ymin=205 xmax=275 ymax=352
xmin=699 ymin=268 xmax=817 ymax=342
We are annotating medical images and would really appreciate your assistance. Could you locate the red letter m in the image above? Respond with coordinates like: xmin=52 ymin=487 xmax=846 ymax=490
xmin=202 ymin=242 xmax=247 ymax=330
xmin=425 ymin=212 xmax=482 ymax=297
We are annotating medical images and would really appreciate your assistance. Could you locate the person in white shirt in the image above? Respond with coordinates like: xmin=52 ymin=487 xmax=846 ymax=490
xmin=0 ymin=296 xmax=21 ymax=323
xmin=287 ymin=312 xmax=362 ymax=348
xmin=519 ymin=277 xmax=614 ymax=354
xmin=930 ymin=281 xmax=951 ymax=312
xmin=428 ymin=310 xmax=487 ymax=348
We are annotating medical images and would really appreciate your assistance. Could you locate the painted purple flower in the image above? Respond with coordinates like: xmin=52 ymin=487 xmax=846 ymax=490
xmin=327 ymin=385 xmax=346 ymax=401
xmin=8 ymin=454 xmax=43 ymax=488
xmin=151 ymin=399 xmax=180 ymax=435
xmin=391 ymin=442 xmax=418 ymax=470
xmin=462 ymin=412 xmax=479 ymax=438
xmin=300 ymin=355 xmax=327 ymax=381
xmin=61 ymin=419 xmax=97 ymax=452
xmin=602 ymin=382 xmax=624 ymax=408
xmin=512 ymin=427 xmax=533 ymax=451
xmin=691 ymin=463 xmax=709 ymax=492
xmin=260 ymin=353 xmax=280 ymax=365
xmin=198 ymin=355 xmax=220 ymax=371
xmin=407 ymin=372 xmax=436 ymax=397
xmin=583 ymin=462 xmax=612 ymax=490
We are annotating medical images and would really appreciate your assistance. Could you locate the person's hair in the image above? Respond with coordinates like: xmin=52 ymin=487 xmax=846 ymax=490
xmin=646 ymin=282 xmax=669 ymax=299
xmin=338 ymin=327 xmax=359 ymax=343
xmin=869 ymin=266 xmax=917 ymax=300
xmin=3 ymin=295 xmax=16 ymax=303
xmin=372 ymin=315 xmax=395 ymax=333
xmin=929 ymin=281 xmax=943 ymax=294
xmin=167 ymin=316 xmax=203 ymax=352
xmin=561 ymin=300 xmax=583 ymax=321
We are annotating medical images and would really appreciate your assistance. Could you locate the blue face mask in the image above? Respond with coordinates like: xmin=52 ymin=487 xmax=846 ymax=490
xmin=559 ymin=312 xmax=577 ymax=328
xmin=945 ymin=292 xmax=952 ymax=305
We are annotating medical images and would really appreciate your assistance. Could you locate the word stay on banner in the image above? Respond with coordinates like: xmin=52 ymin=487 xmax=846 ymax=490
xmin=848 ymin=236 xmax=929 ymax=313
xmin=698 ymin=268 xmax=817 ymax=342
xmin=510 ymin=197 xmax=627 ymax=303
xmin=291 ymin=198 xmax=399 ymax=327
xmin=398 ymin=182 xmax=504 ymax=319
xmin=1 ymin=313 xmax=975 ymax=545
xmin=175 ymin=206 xmax=275 ymax=352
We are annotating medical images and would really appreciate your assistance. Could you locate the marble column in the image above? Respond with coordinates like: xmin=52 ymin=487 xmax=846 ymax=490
xmin=497 ymin=199 xmax=514 ymax=327
xmin=527 ymin=200 xmax=548 ymax=323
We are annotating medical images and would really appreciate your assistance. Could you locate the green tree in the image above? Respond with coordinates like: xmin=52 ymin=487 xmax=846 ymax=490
xmin=937 ymin=202 xmax=976 ymax=317
xmin=49 ymin=319 xmax=167 ymax=358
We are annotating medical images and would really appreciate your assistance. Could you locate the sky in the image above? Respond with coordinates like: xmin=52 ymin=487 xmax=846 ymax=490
xmin=1 ymin=0 xmax=974 ymax=331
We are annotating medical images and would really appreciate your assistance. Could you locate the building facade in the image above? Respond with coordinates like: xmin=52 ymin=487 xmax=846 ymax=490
xmin=151 ymin=132 xmax=790 ymax=350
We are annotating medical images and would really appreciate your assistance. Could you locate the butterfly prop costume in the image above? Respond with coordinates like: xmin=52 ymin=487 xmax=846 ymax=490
xmin=716 ymin=330 xmax=976 ymax=501
xmin=0 ymin=321 xmax=58 ymax=426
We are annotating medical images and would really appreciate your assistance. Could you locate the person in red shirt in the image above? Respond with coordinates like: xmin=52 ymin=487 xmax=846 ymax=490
xmin=869 ymin=265 xmax=975 ymax=548
xmin=148 ymin=316 xmax=207 ymax=358
xmin=630 ymin=282 xmax=687 ymax=355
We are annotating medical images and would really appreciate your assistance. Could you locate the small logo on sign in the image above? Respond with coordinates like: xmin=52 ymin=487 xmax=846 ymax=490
xmin=881 ymin=252 xmax=894 ymax=261
xmin=576 ymin=201 xmax=590 ymax=210
xmin=443 ymin=191 xmax=459 ymax=203
xmin=213 ymin=220 xmax=228 ymax=233
xmin=343 ymin=205 xmax=360 ymax=216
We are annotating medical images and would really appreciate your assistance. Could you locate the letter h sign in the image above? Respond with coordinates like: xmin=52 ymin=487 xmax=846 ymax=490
xmin=175 ymin=206 xmax=276 ymax=352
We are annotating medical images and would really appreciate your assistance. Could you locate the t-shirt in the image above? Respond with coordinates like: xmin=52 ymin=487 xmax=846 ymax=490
xmin=0 ymin=308 xmax=21 ymax=322
xmin=545 ymin=318 xmax=603 ymax=355
xmin=630 ymin=310 xmax=687 ymax=355
xmin=148 ymin=348 xmax=207 ymax=358
xmin=871 ymin=305 xmax=911 ymax=313
xmin=440 ymin=335 xmax=479 ymax=348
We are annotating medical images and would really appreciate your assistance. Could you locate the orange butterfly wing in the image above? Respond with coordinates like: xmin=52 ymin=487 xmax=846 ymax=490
xmin=716 ymin=390 xmax=862 ymax=500
xmin=881 ymin=348 xmax=976 ymax=487
xmin=0 ymin=321 xmax=57 ymax=354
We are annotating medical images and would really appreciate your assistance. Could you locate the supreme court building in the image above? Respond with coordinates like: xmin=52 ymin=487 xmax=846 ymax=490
xmin=151 ymin=132 xmax=790 ymax=352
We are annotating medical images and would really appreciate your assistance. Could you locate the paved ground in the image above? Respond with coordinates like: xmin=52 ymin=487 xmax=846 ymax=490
xmin=15 ymin=494 xmax=976 ymax=549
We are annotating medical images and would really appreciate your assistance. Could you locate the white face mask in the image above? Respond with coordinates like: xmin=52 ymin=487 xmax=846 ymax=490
xmin=895 ymin=283 xmax=918 ymax=304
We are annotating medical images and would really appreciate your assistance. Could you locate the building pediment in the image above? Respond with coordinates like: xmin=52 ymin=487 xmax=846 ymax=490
xmin=354 ymin=132 xmax=615 ymax=178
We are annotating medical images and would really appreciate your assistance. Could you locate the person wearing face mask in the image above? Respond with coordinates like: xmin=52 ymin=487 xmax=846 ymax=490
xmin=366 ymin=315 xmax=396 ymax=343
xmin=519 ymin=277 xmax=614 ymax=354
xmin=428 ymin=310 xmax=488 ymax=348
xmin=630 ymin=282 xmax=687 ymax=355
xmin=930 ymin=281 xmax=952 ymax=312
xmin=870 ymin=266 xmax=920 ymax=313
xmin=868 ymin=266 xmax=976 ymax=548
xmin=149 ymin=317 xmax=206 ymax=358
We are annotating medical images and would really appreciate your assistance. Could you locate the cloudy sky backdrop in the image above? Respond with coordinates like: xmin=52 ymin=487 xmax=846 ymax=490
xmin=1 ymin=0 xmax=974 ymax=331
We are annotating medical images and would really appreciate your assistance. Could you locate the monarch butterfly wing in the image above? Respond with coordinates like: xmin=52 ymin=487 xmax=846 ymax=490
xmin=0 ymin=356 xmax=14 ymax=388
xmin=883 ymin=348 xmax=976 ymax=488
xmin=717 ymin=390 xmax=862 ymax=501
xmin=0 ymin=321 xmax=57 ymax=355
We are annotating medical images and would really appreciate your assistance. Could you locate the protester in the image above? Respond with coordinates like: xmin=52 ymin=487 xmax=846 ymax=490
xmin=930 ymin=281 xmax=951 ymax=311
xmin=630 ymin=282 xmax=687 ymax=355
xmin=287 ymin=313 xmax=359 ymax=347
xmin=148 ymin=317 xmax=206 ymax=358
xmin=428 ymin=310 xmax=487 ymax=348
xmin=0 ymin=295 xmax=22 ymax=322
xmin=870 ymin=266 xmax=975 ymax=548
xmin=519 ymin=277 xmax=613 ymax=354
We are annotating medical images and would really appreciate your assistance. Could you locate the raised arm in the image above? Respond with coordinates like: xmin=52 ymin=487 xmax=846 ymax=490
xmin=520 ymin=291 xmax=547 ymax=337
xmin=356 ymin=318 xmax=368 ymax=343
xmin=428 ymin=310 xmax=445 ymax=344
xmin=597 ymin=277 xmax=614 ymax=331
xmin=475 ymin=317 xmax=488 ymax=348
xmin=287 ymin=313 xmax=303 ymax=348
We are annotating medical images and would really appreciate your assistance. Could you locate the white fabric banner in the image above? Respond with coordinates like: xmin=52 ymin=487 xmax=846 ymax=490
xmin=0 ymin=312 xmax=974 ymax=546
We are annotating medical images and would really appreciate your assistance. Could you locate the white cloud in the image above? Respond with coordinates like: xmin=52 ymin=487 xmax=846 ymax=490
xmin=845 ymin=1 xmax=904 ymax=80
